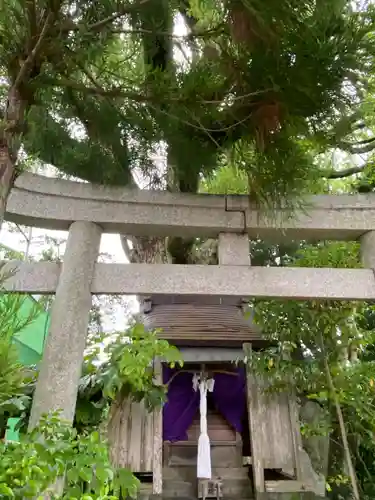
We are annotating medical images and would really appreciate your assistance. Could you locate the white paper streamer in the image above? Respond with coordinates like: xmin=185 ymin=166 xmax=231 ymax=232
xmin=193 ymin=374 xmax=215 ymax=479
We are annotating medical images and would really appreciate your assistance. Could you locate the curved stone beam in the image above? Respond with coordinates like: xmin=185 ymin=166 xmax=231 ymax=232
xmin=2 ymin=260 xmax=375 ymax=300
xmin=5 ymin=173 xmax=243 ymax=237
xmin=5 ymin=172 xmax=375 ymax=240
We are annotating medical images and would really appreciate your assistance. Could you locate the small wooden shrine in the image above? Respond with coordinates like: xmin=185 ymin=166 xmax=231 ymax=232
xmin=108 ymin=295 xmax=326 ymax=499
xmin=144 ymin=295 xmax=259 ymax=500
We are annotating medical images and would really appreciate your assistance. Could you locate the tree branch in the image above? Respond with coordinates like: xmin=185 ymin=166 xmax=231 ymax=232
xmin=326 ymin=112 xmax=363 ymax=143
xmin=324 ymin=164 xmax=367 ymax=179
xmin=37 ymin=77 xmax=148 ymax=99
xmin=12 ymin=12 xmax=54 ymax=91
xmin=178 ymin=0 xmax=201 ymax=62
xmin=25 ymin=0 xmax=37 ymax=43
xmin=109 ymin=26 xmax=223 ymax=40
xmin=338 ymin=137 xmax=375 ymax=155
xmin=39 ymin=74 xmax=269 ymax=108
xmin=319 ymin=332 xmax=360 ymax=500
xmin=62 ymin=0 xmax=153 ymax=33
xmin=86 ymin=0 xmax=152 ymax=31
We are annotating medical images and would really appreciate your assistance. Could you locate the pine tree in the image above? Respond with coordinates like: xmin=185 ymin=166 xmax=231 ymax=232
xmin=1 ymin=1 xmax=375 ymax=230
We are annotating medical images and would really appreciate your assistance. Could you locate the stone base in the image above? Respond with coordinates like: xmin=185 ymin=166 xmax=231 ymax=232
xmin=259 ymin=494 xmax=325 ymax=500
xmin=139 ymin=497 xmax=252 ymax=500
xmin=136 ymin=475 xmax=326 ymax=500
xmin=198 ymin=479 xmax=223 ymax=499
xmin=162 ymin=465 xmax=252 ymax=499
xmin=139 ymin=494 xmax=322 ymax=500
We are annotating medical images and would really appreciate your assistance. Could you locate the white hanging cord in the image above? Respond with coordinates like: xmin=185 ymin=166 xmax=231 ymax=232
xmin=193 ymin=373 xmax=215 ymax=479
xmin=192 ymin=372 xmax=200 ymax=392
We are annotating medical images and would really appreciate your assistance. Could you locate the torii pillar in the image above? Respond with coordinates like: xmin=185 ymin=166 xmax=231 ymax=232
xmin=29 ymin=221 xmax=102 ymax=429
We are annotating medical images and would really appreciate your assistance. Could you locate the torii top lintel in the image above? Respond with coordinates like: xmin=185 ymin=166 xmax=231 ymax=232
xmin=4 ymin=172 xmax=375 ymax=242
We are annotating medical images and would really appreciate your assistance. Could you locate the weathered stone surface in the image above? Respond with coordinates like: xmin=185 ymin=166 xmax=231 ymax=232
xmin=0 ymin=260 xmax=59 ymax=293
xmin=5 ymin=172 xmax=375 ymax=241
xmin=218 ymin=233 xmax=250 ymax=265
xmin=299 ymin=401 xmax=330 ymax=478
xmin=261 ymin=494 xmax=322 ymax=500
xmin=361 ymin=230 xmax=375 ymax=268
xmin=6 ymin=173 xmax=243 ymax=238
xmin=2 ymin=262 xmax=375 ymax=300
xmin=163 ymin=476 xmax=252 ymax=498
xmin=28 ymin=221 xmax=102 ymax=428
xmin=297 ymin=448 xmax=326 ymax=497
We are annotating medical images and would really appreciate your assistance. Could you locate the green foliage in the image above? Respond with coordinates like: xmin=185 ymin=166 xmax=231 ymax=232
xmin=0 ymin=244 xmax=24 ymax=260
xmin=3 ymin=312 xmax=181 ymax=434
xmin=100 ymin=323 xmax=182 ymax=408
xmin=251 ymin=240 xmax=375 ymax=498
xmin=0 ymin=411 xmax=139 ymax=499
xmin=74 ymin=363 xmax=110 ymax=435
xmin=0 ymin=267 xmax=43 ymax=435
xmin=254 ymin=241 xmax=361 ymax=345
xmin=200 ymin=162 xmax=249 ymax=195
xmin=251 ymin=242 xmax=363 ymax=401
xmin=0 ymin=273 xmax=176 ymax=500
xmin=70 ymin=322 xmax=182 ymax=432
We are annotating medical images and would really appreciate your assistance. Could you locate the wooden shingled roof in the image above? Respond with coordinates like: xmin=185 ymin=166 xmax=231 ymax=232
xmin=142 ymin=295 xmax=267 ymax=348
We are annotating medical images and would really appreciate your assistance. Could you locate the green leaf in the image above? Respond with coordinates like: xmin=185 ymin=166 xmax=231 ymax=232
xmin=96 ymin=466 xmax=111 ymax=483
xmin=67 ymin=468 xmax=80 ymax=483
xmin=79 ymin=467 xmax=93 ymax=483
xmin=0 ymin=483 xmax=14 ymax=497
xmin=90 ymin=431 xmax=100 ymax=444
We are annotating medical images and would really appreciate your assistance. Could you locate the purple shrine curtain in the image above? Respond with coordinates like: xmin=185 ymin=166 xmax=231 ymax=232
xmin=162 ymin=366 xmax=246 ymax=442
xmin=162 ymin=366 xmax=199 ymax=442
xmin=212 ymin=367 xmax=246 ymax=433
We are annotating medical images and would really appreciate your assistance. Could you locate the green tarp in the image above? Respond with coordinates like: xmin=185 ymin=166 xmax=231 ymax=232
xmin=3 ymin=295 xmax=49 ymax=441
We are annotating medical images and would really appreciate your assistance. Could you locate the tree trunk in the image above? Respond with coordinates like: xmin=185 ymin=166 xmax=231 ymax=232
xmin=0 ymin=87 xmax=26 ymax=231
xmin=107 ymin=234 xmax=169 ymax=466
xmin=0 ymin=142 xmax=14 ymax=231
xmin=122 ymin=235 xmax=169 ymax=265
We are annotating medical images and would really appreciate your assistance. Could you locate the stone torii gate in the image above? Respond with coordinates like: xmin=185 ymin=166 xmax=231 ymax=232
xmin=2 ymin=172 xmax=375 ymax=499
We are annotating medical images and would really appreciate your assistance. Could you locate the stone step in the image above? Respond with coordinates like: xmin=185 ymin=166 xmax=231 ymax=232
xmin=140 ymin=497 xmax=253 ymax=500
xmin=138 ymin=489 xmax=254 ymax=500
xmin=163 ymin=465 xmax=251 ymax=482
xmin=158 ymin=497 xmax=254 ymax=500
xmin=163 ymin=480 xmax=195 ymax=497
xmin=166 ymin=443 xmax=242 ymax=468
xmin=163 ymin=478 xmax=253 ymax=499
xmin=137 ymin=473 xmax=254 ymax=500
